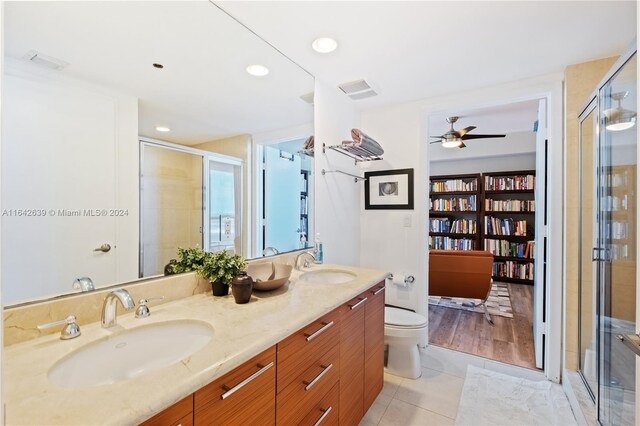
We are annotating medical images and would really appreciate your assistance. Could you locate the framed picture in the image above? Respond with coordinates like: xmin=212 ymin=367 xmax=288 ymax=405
xmin=364 ymin=168 xmax=414 ymax=210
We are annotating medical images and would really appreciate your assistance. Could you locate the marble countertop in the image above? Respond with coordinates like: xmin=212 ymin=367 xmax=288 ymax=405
xmin=4 ymin=264 xmax=388 ymax=425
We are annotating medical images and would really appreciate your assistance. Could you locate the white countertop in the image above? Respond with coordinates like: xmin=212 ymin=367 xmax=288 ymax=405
xmin=4 ymin=264 xmax=388 ymax=425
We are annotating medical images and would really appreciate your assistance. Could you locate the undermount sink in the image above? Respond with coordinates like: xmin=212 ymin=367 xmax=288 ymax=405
xmin=48 ymin=320 xmax=214 ymax=388
xmin=298 ymin=268 xmax=357 ymax=284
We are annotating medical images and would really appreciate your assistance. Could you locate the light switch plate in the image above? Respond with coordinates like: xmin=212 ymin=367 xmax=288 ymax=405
xmin=403 ymin=215 xmax=412 ymax=227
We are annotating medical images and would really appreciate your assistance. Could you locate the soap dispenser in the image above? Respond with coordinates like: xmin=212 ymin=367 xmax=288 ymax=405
xmin=314 ymin=233 xmax=323 ymax=264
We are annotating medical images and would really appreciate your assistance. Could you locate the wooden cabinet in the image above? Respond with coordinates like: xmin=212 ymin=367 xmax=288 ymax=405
xmin=139 ymin=282 xmax=385 ymax=426
xmin=194 ymin=346 xmax=276 ymax=426
xmin=140 ymin=395 xmax=193 ymax=426
xmin=364 ymin=282 xmax=385 ymax=412
xmin=338 ymin=290 xmax=367 ymax=426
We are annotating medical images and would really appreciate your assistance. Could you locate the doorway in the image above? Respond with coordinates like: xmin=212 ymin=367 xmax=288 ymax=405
xmin=426 ymin=99 xmax=546 ymax=371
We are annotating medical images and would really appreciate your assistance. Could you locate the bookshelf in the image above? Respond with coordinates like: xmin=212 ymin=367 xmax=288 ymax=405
xmin=299 ymin=170 xmax=309 ymax=245
xmin=483 ymin=170 xmax=536 ymax=284
xmin=429 ymin=173 xmax=481 ymax=251
xmin=428 ymin=170 xmax=537 ymax=284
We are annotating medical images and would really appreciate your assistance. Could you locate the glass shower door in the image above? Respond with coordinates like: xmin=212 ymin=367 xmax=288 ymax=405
xmin=598 ymin=52 xmax=637 ymax=426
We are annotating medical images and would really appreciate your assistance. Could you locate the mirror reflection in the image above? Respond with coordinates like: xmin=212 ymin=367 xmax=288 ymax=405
xmin=1 ymin=1 xmax=314 ymax=305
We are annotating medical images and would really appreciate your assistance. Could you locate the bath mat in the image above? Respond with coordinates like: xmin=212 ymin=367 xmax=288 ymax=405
xmin=455 ymin=365 xmax=576 ymax=425
xmin=428 ymin=282 xmax=513 ymax=318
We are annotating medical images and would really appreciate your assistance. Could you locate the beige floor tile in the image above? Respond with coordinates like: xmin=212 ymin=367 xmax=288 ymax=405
xmin=381 ymin=372 xmax=404 ymax=397
xmin=359 ymin=393 xmax=393 ymax=426
xmin=379 ymin=399 xmax=454 ymax=426
xmin=393 ymin=367 xmax=464 ymax=419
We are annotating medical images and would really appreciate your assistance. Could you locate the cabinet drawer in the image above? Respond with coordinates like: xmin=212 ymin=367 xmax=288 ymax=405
xmin=298 ymin=382 xmax=340 ymax=426
xmin=140 ymin=395 xmax=193 ymax=426
xmin=276 ymin=344 xmax=340 ymax=425
xmin=194 ymin=346 xmax=275 ymax=426
xmin=277 ymin=308 xmax=340 ymax=392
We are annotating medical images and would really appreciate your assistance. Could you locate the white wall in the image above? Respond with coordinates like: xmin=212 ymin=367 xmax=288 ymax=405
xmin=313 ymin=79 xmax=361 ymax=266
xmin=359 ymin=73 xmax=564 ymax=382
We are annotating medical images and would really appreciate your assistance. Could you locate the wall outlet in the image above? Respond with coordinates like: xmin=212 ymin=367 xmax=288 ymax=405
xmin=403 ymin=215 xmax=412 ymax=228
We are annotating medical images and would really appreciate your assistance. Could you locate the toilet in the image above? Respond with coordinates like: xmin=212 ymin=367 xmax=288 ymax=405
xmin=384 ymin=306 xmax=428 ymax=379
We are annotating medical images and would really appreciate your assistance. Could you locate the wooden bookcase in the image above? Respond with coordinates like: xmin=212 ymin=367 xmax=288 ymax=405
xmin=428 ymin=173 xmax=482 ymax=251
xmin=482 ymin=170 xmax=536 ymax=285
xmin=429 ymin=170 xmax=537 ymax=285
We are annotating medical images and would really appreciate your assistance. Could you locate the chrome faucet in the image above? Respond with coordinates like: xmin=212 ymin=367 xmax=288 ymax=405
xmin=101 ymin=289 xmax=135 ymax=328
xmin=295 ymin=251 xmax=316 ymax=271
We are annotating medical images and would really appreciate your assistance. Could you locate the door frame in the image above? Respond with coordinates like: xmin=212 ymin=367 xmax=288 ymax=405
xmin=419 ymin=77 xmax=564 ymax=382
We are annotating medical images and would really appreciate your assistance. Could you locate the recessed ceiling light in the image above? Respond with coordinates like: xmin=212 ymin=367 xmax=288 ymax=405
xmin=312 ymin=37 xmax=338 ymax=53
xmin=155 ymin=126 xmax=171 ymax=132
xmin=246 ymin=64 xmax=269 ymax=77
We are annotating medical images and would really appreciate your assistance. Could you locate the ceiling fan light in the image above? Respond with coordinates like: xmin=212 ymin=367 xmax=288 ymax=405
xmin=605 ymin=109 xmax=636 ymax=131
xmin=442 ymin=138 xmax=463 ymax=148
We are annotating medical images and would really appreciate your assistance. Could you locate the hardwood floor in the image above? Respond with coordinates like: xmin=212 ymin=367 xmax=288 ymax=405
xmin=428 ymin=283 xmax=541 ymax=371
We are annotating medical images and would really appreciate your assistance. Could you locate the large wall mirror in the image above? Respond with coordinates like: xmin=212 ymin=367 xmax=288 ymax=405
xmin=2 ymin=1 xmax=314 ymax=305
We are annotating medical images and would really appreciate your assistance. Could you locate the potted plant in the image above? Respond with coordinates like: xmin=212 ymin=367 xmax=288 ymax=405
xmin=170 ymin=247 xmax=207 ymax=274
xmin=198 ymin=250 xmax=247 ymax=297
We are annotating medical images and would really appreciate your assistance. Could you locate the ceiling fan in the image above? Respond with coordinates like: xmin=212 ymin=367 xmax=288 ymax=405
xmin=430 ymin=116 xmax=506 ymax=148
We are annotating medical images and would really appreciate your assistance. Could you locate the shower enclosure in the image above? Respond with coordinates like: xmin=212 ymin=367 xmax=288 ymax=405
xmin=578 ymin=45 xmax=637 ymax=425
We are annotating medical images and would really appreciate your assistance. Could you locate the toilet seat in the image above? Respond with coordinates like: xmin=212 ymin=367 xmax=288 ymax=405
xmin=384 ymin=306 xmax=427 ymax=328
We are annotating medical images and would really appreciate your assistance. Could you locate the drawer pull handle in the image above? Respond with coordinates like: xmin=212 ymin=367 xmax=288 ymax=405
xmin=303 ymin=363 xmax=333 ymax=391
xmin=305 ymin=321 xmax=334 ymax=342
xmin=349 ymin=297 xmax=368 ymax=310
xmin=220 ymin=361 xmax=274 ymax=400
xmin=372 ymin=286 xmax=386 ymax=295
xmin=313 ymin=406 xmax=333 ymax=426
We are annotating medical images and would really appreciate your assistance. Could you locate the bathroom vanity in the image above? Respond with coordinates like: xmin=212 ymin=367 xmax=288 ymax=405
xmin=3 ymin=265 xmax=387 ymax=425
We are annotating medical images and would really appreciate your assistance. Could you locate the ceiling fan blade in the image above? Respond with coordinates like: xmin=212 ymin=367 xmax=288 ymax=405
xmin=460 ymin=134 xmax=506 ymax=140
xmin=458 ymin=141 xmax=466 ymax=148
xmin=429 ymin=140 xmax=443 ymax=144
xmin=429 ymin=135 xmax=445 ymax=138
xmin=457 ymin=126 xmax=476 ymax=137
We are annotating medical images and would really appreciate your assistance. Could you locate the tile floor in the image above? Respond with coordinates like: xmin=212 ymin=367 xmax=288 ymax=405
xmin=360 ymin=346 xmax=552 ymax=426
xmin=360 ymin=368 xmax=461 ymax=426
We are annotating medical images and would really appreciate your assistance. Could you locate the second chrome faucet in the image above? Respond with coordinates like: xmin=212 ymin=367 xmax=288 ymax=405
xmin=101 ymin=289 xmax=135 ymax=328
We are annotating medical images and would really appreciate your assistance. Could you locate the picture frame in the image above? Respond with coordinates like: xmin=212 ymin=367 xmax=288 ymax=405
xmin=364 ymin=168 xmax=414 ymax=210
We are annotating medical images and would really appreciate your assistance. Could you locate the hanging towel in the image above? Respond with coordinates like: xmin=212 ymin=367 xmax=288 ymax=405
xmin=303 ymin=135 xmax=314 ymax=150
xmin=347 ymin=129 xmax=384 ymax=156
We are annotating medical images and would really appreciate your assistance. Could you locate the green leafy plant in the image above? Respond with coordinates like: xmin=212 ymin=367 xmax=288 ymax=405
xmin=198 ymin=250 xmax=247 ymax=286
xmin=172 ymin=247 xmax=207 ymax=274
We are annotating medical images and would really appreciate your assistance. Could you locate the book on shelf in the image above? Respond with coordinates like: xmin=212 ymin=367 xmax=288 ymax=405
xmin=485 ymin=174 xmax=535 ymax=191
xmin=430 ymin=195 xmax=476 ymax=212
xmin=493 ymin=261 xmax=534 ymax=281
xmin=484 ymin=216 xmax=527 ymax=236
xmin=484 ymin=239 xmax=535 ymax=258
xmin=430 ymin=179 xmax=477 ymax=193
xmin=485 ymin=198 xmax=535 ymax=212
xmin=429 ymin=236 xmax=475 ymax=250
xmin=429 ymin=218 xmax=450 ymax=233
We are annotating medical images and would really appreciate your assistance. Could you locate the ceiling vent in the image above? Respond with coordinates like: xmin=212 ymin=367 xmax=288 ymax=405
xmin=300 ymin=91 xmax=315 ymax=105
xmin=22 ymin=50 xmax=69 ymax=70
xmin=338 ymin=79 xmax=378 ymax=100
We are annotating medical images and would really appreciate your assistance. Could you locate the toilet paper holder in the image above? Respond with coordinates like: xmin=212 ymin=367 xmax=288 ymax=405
xmin=387 ymin=273 xmax=415 ymax=286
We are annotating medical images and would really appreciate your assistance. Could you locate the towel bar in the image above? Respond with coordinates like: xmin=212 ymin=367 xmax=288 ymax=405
xmin=321 ymin=168 xmax=366 ymax=182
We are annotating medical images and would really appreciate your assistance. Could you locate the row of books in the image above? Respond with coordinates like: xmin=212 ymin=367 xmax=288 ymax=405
xmin=429 ymin=236 xmax=475 ymax=251
xmin=300 ymin=197 xmax=308 ymax=215
xmin=428 ymin=218 xmax=477 ymax=234
xmin=484 ymin=239 xmax=535 ymax=258
xmin=484 ymin=216 xmax=527 ymax=236
xmin=485 ymin=175 xmax=535 ymax=191
xmin=493 ymin=261 xmax=534 ymax=281
xmin=430 ymin=179 xmax=477 ymax=193
xmin=485 ymin=198 xmax=535 ymax=212
xmin=430 ymin=196 xmax=476 ymax=212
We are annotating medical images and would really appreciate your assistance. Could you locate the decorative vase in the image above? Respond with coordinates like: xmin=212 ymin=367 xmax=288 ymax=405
xmin=211 ymin=280 xmax=229 ymax=297
xmin=231 ymin=272 xmax=253 ymax=304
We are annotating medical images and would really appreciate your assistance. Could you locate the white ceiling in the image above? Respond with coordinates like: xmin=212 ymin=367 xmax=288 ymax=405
xmin=218 ymin=1 xmax=636 ymax=110
xmin=4 ymin=1 xmax=314 ymax=145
